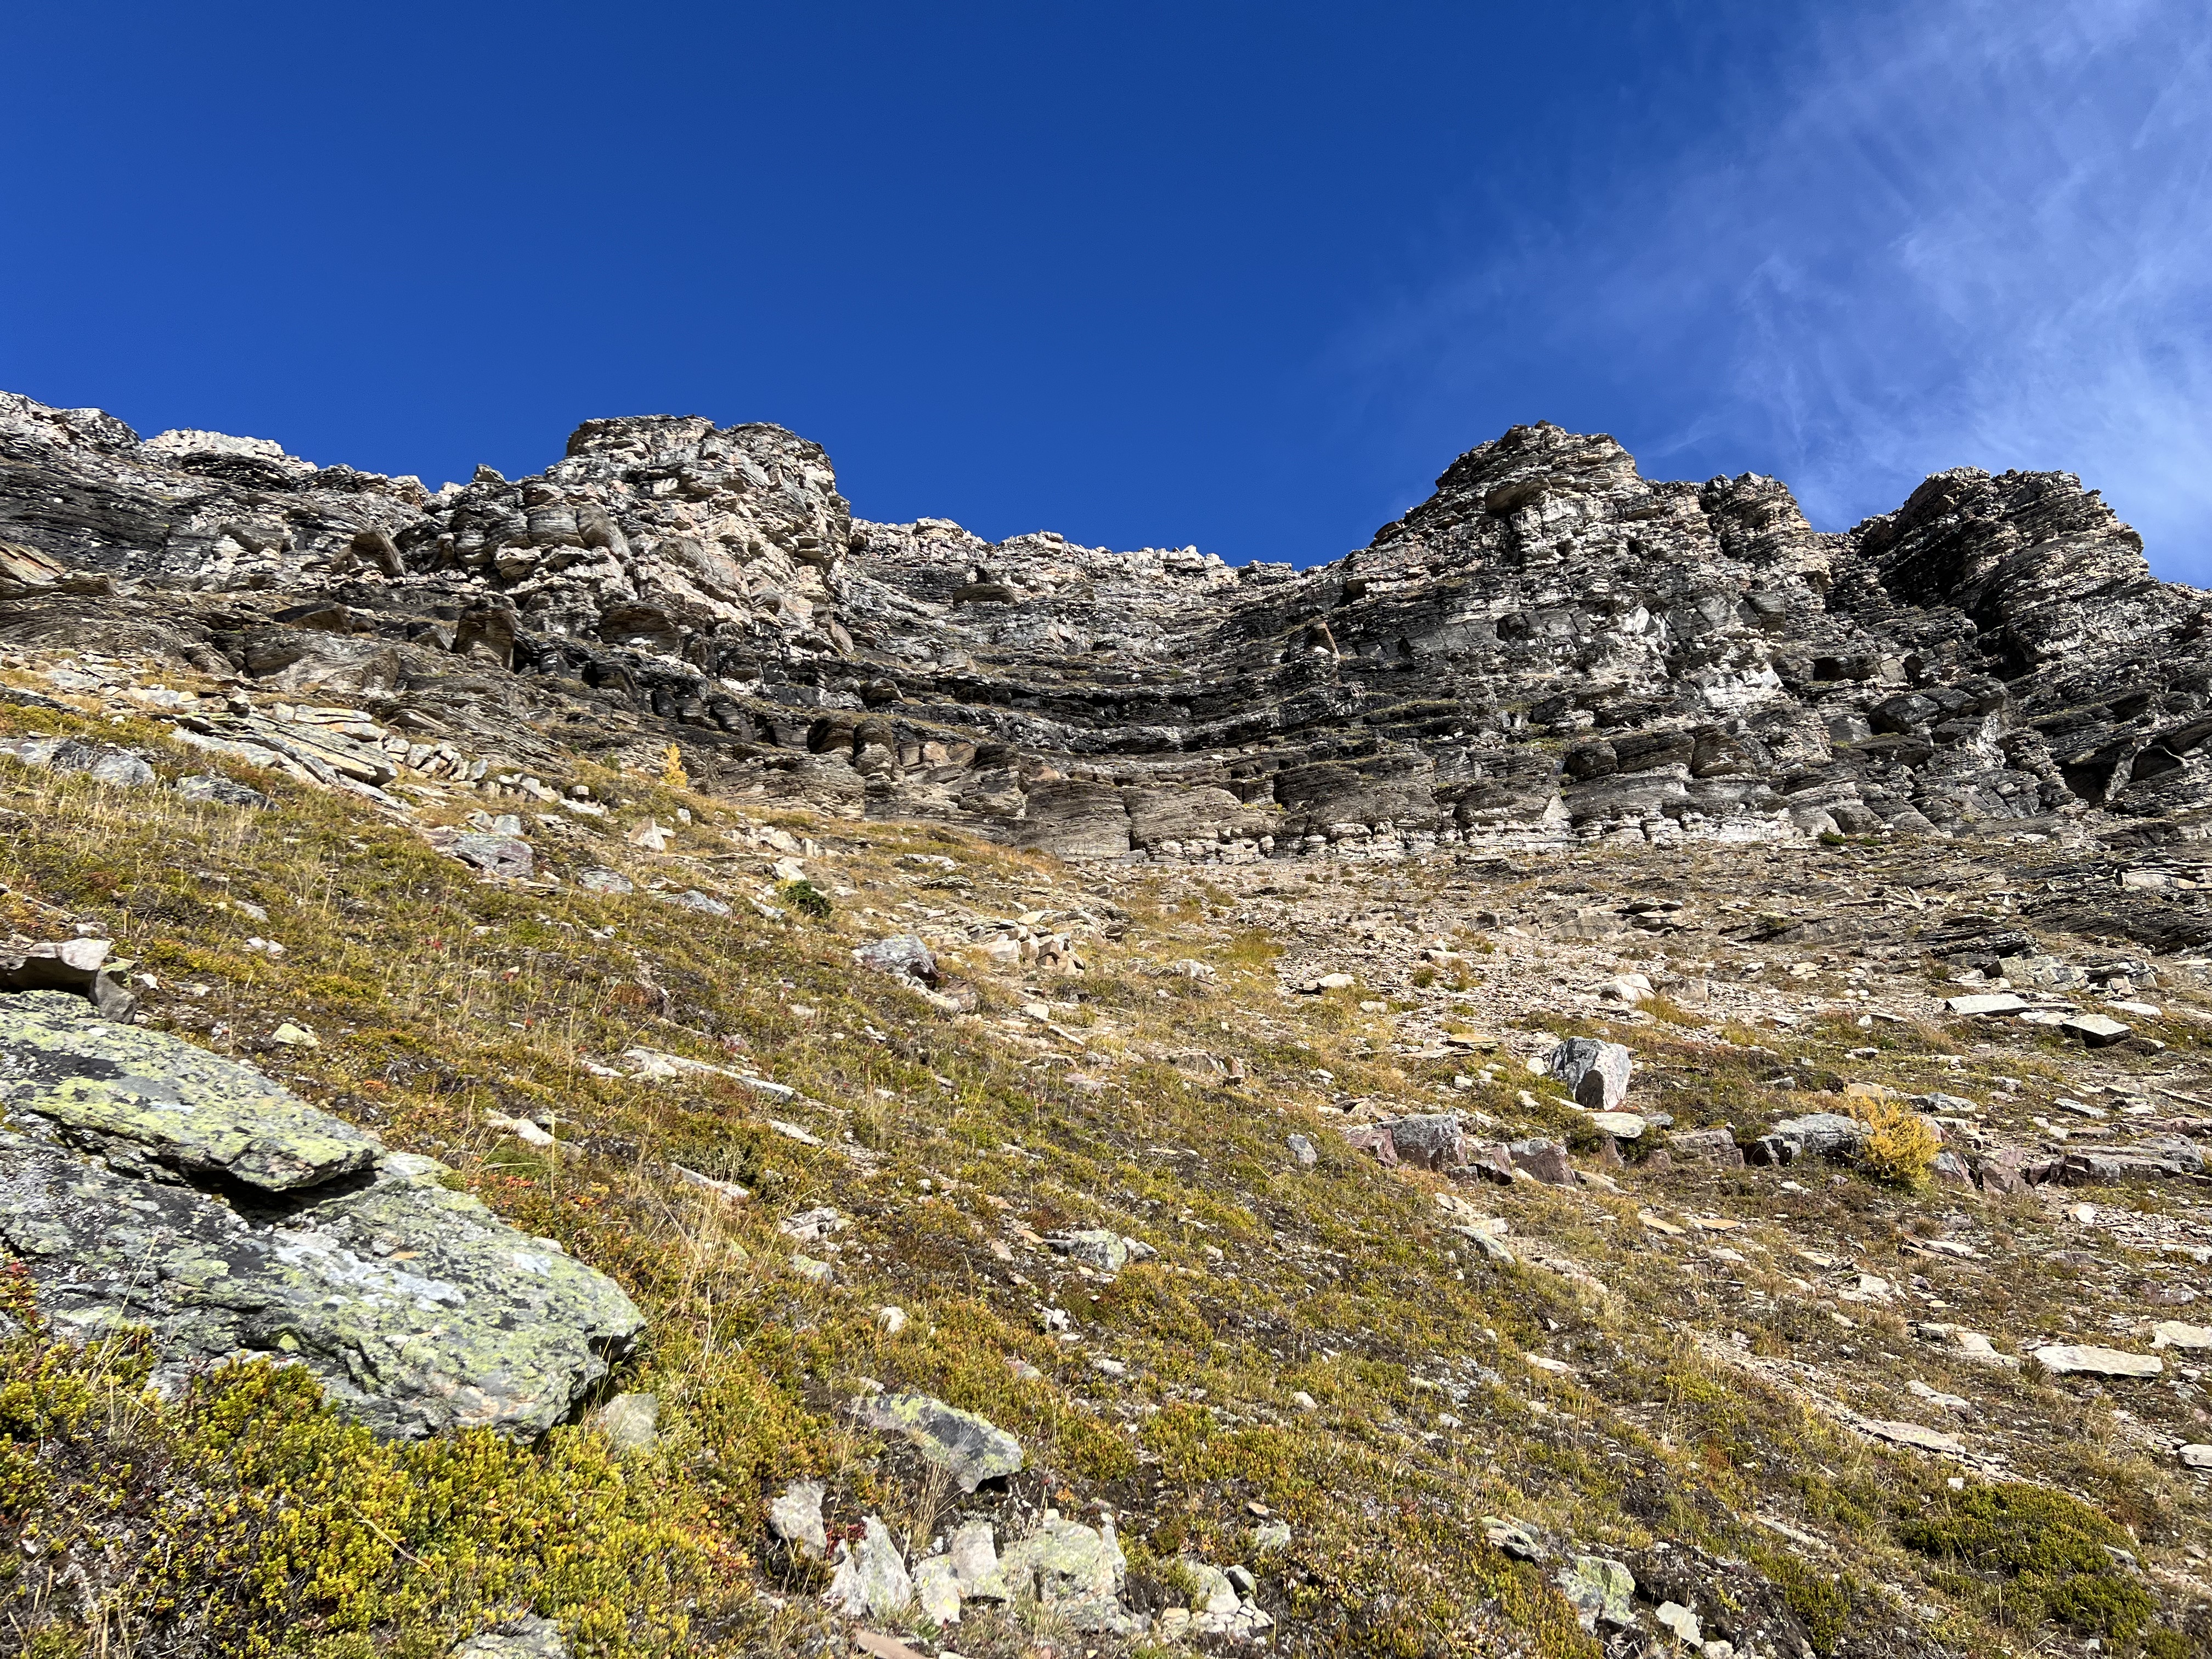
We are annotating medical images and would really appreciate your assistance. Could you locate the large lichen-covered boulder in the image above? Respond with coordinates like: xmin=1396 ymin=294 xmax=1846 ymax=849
xmin=0 ymin=991 xmax=644 ymax=1438
xmin=1 ymin=990 xmax=377 ymax=1189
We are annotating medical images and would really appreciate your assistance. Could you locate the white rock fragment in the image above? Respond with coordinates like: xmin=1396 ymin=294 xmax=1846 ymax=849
xmin=2033 ymin=1344 xmax=2163 ymax=1378
xmin=768 ymin=1479 xmax=828 ymax=1559
xmin=824 ymin=1516 xmax=912 ymax=1620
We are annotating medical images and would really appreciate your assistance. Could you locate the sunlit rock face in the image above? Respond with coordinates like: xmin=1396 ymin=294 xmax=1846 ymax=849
xmin=5 ymin=390 xmax=2205 ymax=856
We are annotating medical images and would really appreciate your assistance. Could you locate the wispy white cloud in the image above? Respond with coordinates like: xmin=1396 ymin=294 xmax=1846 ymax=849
xmin=1339 ymin=0 xmax=2212 ymax=578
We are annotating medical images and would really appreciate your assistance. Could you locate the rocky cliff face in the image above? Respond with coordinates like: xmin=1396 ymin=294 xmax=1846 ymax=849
xmin=4 ymin=390 xmax=2203 ymax=856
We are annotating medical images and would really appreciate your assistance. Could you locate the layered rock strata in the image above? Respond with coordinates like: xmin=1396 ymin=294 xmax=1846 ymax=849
xmin=4 ymin=390 xmax=2204 ymax=857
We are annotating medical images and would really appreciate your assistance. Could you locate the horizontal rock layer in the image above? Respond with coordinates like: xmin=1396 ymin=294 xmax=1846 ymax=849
xmin=5 ymin=390 xmax=2207 ymax=855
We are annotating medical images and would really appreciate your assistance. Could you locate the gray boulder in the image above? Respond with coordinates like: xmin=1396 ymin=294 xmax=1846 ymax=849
xmin=0 ymin=992 xmax=643 ymax=1438
xmin=1046 ymin=1227 xmax=1156 ymax=1271
xmin=2 ymin=989 xmax=374 ymax=1188
xmin=997 ymin=1514 xmax=1141 ymax=1634
xmin=0 ymin=735 xmax=156 ymax=788
xmin=1664 ymin=1126 xmax=1744 ymax=1166
xmin=661 ymin=888 xmax=730 ymax=915
xmin=853 ymin=934 xmax=938 ymax=984
xmin=861 ymin=1392 xmax=1023 ymax=1491
xmin=1048 ymin=1227 xmax=1128 ymax=1271
xmin=2061 ymin=1012 xmax=2132 ymax=1047
xmin=2132 ymin=1135 xmax=2207 ymax=1175
xmin=1764 ymin=1113 xmax=1865 ymax=1163
xmin=428 ymin=828 xmax=534 ymax=881
xmin=1545 ymin=1039 xmax=1633 ymax=1110
xmin=174 ymin=772 xmax=272 ymax=809
xmin=0 ymin=938 xmax=139 ymax=1019
xmin=1387 ymin=1112 xmax=1469 ymax=1170
xmin=1508 ymin=1137 xmax=1575 ymax=1187
xmin=1556 ymin=1555 xmax=1636 ymax=1631
xmin=768 ymin=1478 xmax=829 ymax=1558
xmin=824 ymin=1516 xmax=913 ymax=1620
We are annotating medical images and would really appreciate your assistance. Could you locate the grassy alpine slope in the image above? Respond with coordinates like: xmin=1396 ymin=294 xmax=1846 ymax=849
xmin=1 ymin=674 xmax=2209 ymax=1659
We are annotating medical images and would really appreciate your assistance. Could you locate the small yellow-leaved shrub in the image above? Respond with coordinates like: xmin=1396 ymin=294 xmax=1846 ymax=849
xmin=1850 ymin=1096 xmax=1942 ymax=1187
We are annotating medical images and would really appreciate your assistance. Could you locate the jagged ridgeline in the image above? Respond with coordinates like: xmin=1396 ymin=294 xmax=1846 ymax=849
xmin=2 ymin=390 xmax=2201 ymax=855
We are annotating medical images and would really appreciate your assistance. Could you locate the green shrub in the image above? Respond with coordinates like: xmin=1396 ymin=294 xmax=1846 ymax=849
xmin=1896 ymin=1481 xmax=2155 ymax=1639
xmin=0 ymin=1329 xmax=738 ymax=1657
xmin=776 ymin=878 xmax=833 ymax=918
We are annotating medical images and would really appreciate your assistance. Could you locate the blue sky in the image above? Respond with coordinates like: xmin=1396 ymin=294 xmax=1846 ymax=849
xmin=3 ymin=2 xmax=2206 ymax=576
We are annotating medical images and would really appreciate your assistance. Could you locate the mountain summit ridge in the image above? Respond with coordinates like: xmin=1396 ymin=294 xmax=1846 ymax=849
xmin=2 ymin=390 xmax=2201 ymax=861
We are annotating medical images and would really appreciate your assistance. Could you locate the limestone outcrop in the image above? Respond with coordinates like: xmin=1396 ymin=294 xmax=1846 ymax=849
xmin=5 ymin=388 xmax=2207 ymax=857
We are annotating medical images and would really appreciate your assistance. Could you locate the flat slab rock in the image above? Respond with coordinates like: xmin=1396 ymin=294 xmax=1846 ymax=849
xmin=2031 ymin=1343 xmax=2163 ymax=1378
xmin=0 ymin=991 xmax=642 ymax=1438
xmin=451 ymin=1617 xmax=568 ymax=1659
xmin=861 ymin=1391 xmax=1024 ymax=1491
xmin=1862 ymin=1418 xmax=1966 ymax=1455
xmin=0 ymin=989 xmax=378 ymax=1189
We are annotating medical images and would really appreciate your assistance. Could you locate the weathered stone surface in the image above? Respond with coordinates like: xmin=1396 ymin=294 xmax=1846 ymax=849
xmin=1341 ymin=1122 xmax=1399 ymax=1165
xmin=428 ymin=828 xmax=534 ymax=881
xmin=947 ymin=1520 xmax=1007 ymax=1600
xmin=853 ymin=935 xmax=936 ymax=983
xmin=1047 ymin=1227 xmax=1153 ymax=1271
xmin=861 ymin=1392 xmax=1023 ymax=1491
xmin=1507 ymin=1137 xmax=1575 ymax=1186
xmin=589 ymin=1390 xmax=659 ymax=1452
xmin=1974 ymin=1146 xmax=2052 ymax=1194
xmin=0 ymin=994 xmax=642 ymax=1438
xmin=1944 ymin=992 xmax=2026 ymax=1015
xmin=1916 ymin=1323 xmax=2021 ymax=1368
xmin=1666 ymin=1126 xmax=1743 ymax=1166
xmin=1748 ymin=1112 xmax=1864 ymax=1166
xmin=824 ymin=1516 xmax=912 ymax=1621
xmin=997 ymin=1514 xmax=1139 ymax=1633
xmin=0 ymin=939 xmax=138 ymax=1019
xmin=451 ymin=1615 xmax=568 ymax=1659
xmin=2061 ymin=1012 xmax=2133 ymax=1047
xmin=661 ymin=888 xmax=729 ymax=915
xmin=1546 ymin=1038 xmax=1633 ymax=1110
xmin=1386 ymin=1111 xmax=1469 ymax=1170
xmin=1483 ymin=1517 xmax=1547 ymax=1561
xmin=8 ymin=385 xmax=2209 ymax=863
xmin=1 ymin=990 xmax=375 ymax=1189
xmin=1555 ymin=1555 xmax=1636 ymax=1631
xmin=913 ymin=1555 xmax=963 ymax=1624
xmin=1656 ymin=1601 xmax=1703 ymax=1645
xmin=0 ymin=735 xmax=156 ymax=788
xmin=2032 ymin=1344 xmax=2163 ymax=1378
xmin=1863 ymin=1418 xmax=1965 ymax=1454
xmin=1181 ymin=1559 xmax=1243 ymax=1616
xmin=768 ymin=1479 xmax=829 ymax=1559
xmin=174 ymin=772 xmax=272 ymax=809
